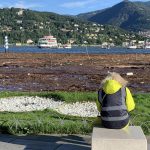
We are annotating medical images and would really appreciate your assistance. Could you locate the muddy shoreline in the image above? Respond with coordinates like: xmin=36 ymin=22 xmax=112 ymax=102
xmin=0 ymin=53 xmax=150 ymax=93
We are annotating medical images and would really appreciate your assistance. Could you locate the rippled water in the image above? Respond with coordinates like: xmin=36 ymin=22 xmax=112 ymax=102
xmin=0 ymin=46 xmax=150 ymax=54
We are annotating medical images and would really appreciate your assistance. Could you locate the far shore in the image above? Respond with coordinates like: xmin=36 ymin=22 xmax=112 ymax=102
xmin=0 ymin=44 xmax=131 ymax=48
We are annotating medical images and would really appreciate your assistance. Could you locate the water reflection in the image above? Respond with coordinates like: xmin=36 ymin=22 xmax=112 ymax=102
xmin=0 ymin=46 xmax=150 ymax=54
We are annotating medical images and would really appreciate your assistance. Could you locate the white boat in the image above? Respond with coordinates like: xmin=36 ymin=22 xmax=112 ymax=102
xmin=38 ymin=36 xmax=58 ymax=48
xmin=128 ymin=45 xmax=137 ymax=49
xmin=145 ymin=45 xmax=150 ymax=49
xmin=63 ymin=44 xmax=72 ymax=49
xmin=145 ymin=41 xmax=150 ymax=49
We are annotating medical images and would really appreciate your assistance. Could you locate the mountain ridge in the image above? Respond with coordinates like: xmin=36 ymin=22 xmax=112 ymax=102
xmin=77 ymin=1 xmax=150 ymax=32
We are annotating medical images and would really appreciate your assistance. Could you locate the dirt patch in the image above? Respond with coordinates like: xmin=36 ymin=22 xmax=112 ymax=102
xmin=0 ymin=53 xmax=150 ymax=93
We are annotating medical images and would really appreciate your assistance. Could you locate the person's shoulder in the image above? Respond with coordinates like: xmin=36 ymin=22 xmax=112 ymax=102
xmin=125 ymin=87 xmax=131 ymax=92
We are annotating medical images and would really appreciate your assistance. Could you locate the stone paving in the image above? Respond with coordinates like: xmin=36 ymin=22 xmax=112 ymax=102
xmin=0 ymin=134 xmax=91 ymax=150
xmin=0 ymin=134 xmax=149 ymax=150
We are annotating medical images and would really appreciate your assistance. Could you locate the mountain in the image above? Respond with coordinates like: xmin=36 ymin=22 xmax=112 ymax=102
xmin=77 ymin=1 xmax=150 ymax=32
xmin=76 ymin=9 xmax=106 ymax=20
xmin=0 ymin=7 xmax=143 ymax=45
xmin=144 ymin=1 xmax=150 ymax=6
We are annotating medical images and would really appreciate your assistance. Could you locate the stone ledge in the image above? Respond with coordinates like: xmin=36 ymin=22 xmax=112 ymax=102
xmin=92 ymin=126 xmax=147 ymax=150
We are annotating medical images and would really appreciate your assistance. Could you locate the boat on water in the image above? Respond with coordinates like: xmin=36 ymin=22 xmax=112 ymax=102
xmin=63 ymin=44 xmax=72 ymax=49
xmin=145 ymin=45 xmax=150 ymax=49
xmin=101 ymin=45 xmax=110 ymax=49
xmin=38 ymin=36 xmax=58 ymax=48
xmin=145 ymin=41 xmax=150 ymax=49
xmin=127 ymin=40 xmax=137 ymax=49
xmin=128 ymin=45 xmax=137 ymax=49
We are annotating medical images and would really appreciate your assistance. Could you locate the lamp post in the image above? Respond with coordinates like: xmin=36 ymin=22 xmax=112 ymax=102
xmin=4 ymin=36 xmax=9 ymax=53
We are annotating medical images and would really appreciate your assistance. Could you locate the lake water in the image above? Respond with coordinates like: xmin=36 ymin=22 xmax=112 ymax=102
xmin=0 ymin=46 xmax=150 ymax=54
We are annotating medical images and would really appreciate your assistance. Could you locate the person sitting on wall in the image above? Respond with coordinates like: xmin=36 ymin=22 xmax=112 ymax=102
xmin=96 ymin=72 xmax=135 ymax=129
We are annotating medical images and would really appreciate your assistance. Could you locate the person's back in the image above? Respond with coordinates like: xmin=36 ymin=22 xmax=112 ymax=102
xmin=96 ymin=72 xmax=135 ymax=129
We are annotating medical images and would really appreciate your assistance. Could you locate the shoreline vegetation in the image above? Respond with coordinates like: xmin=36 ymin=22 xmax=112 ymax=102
xmin=0 ymin=91 xmax=149 ymax=135
xmin=0 ymin=53 xmax=149 ymax=92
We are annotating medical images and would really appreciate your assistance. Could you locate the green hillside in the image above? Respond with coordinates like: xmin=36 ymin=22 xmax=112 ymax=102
xmin=78 ymin=1 xmax=150 ymax=32
xmin=0 ymin=7 xmax=142 ymax=45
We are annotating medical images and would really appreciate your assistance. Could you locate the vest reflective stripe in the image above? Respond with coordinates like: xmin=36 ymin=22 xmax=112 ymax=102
xmin=101 ymin=114 xmax=129 ymax=121
xmin=101 ymin=105 xmax=127 ymax=111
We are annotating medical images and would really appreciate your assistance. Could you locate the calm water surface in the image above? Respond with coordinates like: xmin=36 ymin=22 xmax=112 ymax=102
xmin=0 ymin=46 xmax=150 ymax=54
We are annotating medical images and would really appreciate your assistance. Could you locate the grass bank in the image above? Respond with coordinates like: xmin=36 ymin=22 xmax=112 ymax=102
xmin=0 ymin=91 xmax=149 ymax=135
xmin=0 ymin=109 xmax=94 ymax=135
xmin=130 ymin=94 xmax=150 ymax=135
xmin=0 ymin=91 xmax=97 ymax=103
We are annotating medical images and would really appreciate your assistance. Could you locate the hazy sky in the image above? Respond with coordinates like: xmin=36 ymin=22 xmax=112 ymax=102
xmin=0 ymin=0 xmax=149 ymax=15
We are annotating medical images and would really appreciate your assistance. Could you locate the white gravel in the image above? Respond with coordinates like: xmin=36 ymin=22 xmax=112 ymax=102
xmin=0 ymin=96 xmax=98 ymax=117
xmin=56 ymin=102 xmax=98 ymax=117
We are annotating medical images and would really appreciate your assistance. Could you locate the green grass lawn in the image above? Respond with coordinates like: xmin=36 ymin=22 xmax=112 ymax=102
xmin=0 ymin=91 xmax=97 ymax=103
xmin=0 ymin=91 xmax=149 ymax=135
xmin=0 ymin=109 xmax=94 ymax=135
xmin=130 ymin=94 xmax=150 ymax=135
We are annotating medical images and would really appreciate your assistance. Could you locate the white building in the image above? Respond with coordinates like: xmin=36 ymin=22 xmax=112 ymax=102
xmin=17 ymin=9 xmax=24 ymax=16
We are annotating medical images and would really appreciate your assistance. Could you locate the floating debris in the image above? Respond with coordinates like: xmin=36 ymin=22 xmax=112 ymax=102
xmin=126 ymin=72 xmax=134 ymax=76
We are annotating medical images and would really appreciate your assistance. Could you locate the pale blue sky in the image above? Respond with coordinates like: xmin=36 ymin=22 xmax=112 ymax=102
xmin=0 ymin=0 xmax=149 ymax=15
